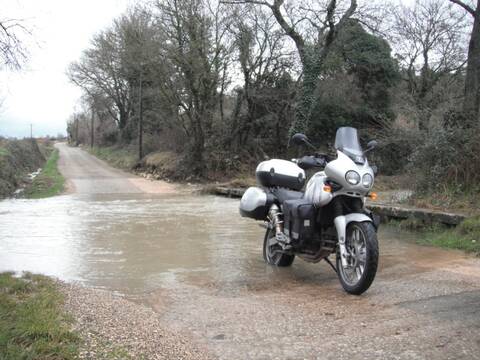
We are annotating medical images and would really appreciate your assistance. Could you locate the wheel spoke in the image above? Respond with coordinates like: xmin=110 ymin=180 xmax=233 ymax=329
xmin=355 ymin=266 xmax=362 ymax=280
xmin=267 ymin=236 xmax=277 ymax=246
xmin=358 ymin=248 xmax=367 ymax=264
xmin=339 ymin=224 xmax=371 ymax=287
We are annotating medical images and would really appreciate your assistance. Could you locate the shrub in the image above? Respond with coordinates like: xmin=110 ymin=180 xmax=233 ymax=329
xmin=411 ymin=125 xmax=480 ymax=193
xmin=371 ymin=127 xmax=422 ymax=176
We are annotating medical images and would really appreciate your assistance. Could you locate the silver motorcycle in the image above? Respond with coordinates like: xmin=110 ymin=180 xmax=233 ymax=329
xmin=239 ymin=127 xmax=379 ymax=294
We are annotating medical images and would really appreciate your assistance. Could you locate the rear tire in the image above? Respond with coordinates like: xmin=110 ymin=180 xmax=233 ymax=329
xmin=263 ymin=227 xmax=295 ymax=267
xmin=336 ymin=221 xmax=378 ymax=295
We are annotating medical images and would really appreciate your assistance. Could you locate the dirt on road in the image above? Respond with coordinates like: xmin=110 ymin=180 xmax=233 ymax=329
xmin=50 ymin=144 xmax=480 ymax=359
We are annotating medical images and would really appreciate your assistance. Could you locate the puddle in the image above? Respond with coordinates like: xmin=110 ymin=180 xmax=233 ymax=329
xmin=0 ymin=193 xmax=466 ymax=295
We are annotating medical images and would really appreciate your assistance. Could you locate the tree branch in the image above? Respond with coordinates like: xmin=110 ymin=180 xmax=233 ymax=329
xmin=270 ymin=0 xmax=306 ymax=61
xmin=448 ymin=0 xmax=476 ymax=17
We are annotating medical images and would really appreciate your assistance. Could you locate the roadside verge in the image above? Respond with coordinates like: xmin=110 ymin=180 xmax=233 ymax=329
xmin=24 ymin=148 xmax=65 ymax=199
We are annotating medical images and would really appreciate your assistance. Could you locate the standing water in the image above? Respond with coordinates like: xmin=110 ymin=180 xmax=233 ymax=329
xmin=0 ymin=193 xmax=422 ymax=295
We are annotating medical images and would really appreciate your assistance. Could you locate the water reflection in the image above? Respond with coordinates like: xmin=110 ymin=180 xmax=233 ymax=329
xmin=0 ymin=193 xmax=427 ymax=295
xmin=0 ymin=194 xmax=266 ymax=293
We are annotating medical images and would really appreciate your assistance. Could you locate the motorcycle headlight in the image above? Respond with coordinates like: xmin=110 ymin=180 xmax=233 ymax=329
xmin=345 ymin=171 xmax=360 ymax=185
xmin=362 ymin=173 xmax=373 ymax=188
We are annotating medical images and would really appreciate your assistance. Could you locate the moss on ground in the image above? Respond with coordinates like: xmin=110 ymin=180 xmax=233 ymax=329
xmin=0 ymin=272 xmax=79 ymax=359
xmin=24 ymin=149 xmax=65 ymax=199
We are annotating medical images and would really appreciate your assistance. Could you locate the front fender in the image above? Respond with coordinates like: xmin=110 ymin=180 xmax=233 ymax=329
xmin=334 ymin=213 xmax=373 ymax=267
xmin=344 ymin=213 xmax=373 ymax=225
xmin=334 ymin=213 xmax=372 ymax=244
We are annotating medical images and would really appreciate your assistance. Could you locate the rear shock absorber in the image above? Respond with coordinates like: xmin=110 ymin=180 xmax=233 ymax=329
xmin=268 ymin=204 xmax=289 ymax=245
xmin=268 ymin=204 xmax=283 ymax=234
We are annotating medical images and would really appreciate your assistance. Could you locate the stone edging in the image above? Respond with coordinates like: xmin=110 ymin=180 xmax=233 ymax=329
xmin=210 ymin=186 xmax=467 ymax=226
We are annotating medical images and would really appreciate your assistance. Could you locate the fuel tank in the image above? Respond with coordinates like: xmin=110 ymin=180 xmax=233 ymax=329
xmin=303 ymin=171 xmax=333 ymax=207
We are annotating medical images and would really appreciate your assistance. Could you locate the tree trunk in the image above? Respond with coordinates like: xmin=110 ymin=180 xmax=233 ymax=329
xmin=418 ymin=51 xmax=431 ymax=131
xmin=90 ymin=106 xmax=95 ymax=148
xmin=138 ymin=72 xmax=144 ymax=160
xmin=464 ymin=2 xmax=480 ymax=120
xmin=191 ymin=115 xmax=205 ymax=176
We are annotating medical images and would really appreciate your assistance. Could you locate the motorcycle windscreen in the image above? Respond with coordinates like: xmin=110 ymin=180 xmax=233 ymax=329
xmin=334 ymin=127 xmax=365 ymax=164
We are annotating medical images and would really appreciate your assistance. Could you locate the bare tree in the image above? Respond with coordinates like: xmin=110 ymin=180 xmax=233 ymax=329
xmin=154 ymin=0 xmax=232 ymax=174
xmin=68 ymin=6 xmax=159 ymax=141
xmin=449 ymin=0 xmax=480 ymax=121
xmin=116 ymin=6 xmax=160 ymax=159
xmin=389 ymin=0 xmax=469 ymax=129
xmin=68 ymin=28 xmax=132 ymax=138
xmin=224 ymin=0 xmax=359 ymax=134
xmin=228 ymin=4 xmax=294 ymax=151
xmin=0 ymin=17 xmax=30 ymax=70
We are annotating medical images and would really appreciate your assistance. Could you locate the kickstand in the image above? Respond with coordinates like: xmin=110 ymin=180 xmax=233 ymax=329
xmin=324 ymin=257 xmax=337 ymax=273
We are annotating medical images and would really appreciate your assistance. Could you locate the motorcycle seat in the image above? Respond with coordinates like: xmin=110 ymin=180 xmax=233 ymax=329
xmin=270 ymin=188 xmax=304 ymax=204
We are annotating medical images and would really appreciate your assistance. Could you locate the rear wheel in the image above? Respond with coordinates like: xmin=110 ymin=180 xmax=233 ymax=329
xmin=336 ymin=222 xmax=378 ymax=295
xmin=263 ymin=227 xmax=295 ymax=267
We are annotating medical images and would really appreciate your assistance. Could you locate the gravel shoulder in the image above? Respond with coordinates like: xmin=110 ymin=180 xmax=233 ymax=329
xmin=60 ymin=282 xmax=213 ymax=360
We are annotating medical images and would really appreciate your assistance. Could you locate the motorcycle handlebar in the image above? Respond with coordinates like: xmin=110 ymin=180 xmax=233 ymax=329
xmin=296 ymin=155 xmax=328 ymax=170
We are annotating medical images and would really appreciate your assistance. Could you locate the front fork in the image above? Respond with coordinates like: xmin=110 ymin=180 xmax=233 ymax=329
xmin=334 ymin=213 xmax=376 ymax=268
xmin=334 ymin=216 xmax=349 ymax=268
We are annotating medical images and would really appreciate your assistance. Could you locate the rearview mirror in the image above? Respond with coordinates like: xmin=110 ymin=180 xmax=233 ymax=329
xmin=366 ymin=140 xmax=378 ymax=152
xmin=290 ymin=133 xmax=310 ymax=146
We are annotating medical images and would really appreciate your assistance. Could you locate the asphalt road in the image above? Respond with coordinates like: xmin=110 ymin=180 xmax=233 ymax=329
xmin=54 ymin=143 xmax=480 ymax=360
xmin=56 ymin=143 xmax=176 ymax=194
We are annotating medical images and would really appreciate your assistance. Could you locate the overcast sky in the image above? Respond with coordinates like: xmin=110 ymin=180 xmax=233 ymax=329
xmin=0 ymin=0 xmax=134 ymax=138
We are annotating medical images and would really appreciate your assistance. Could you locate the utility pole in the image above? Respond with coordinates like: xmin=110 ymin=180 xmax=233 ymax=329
xmin=90 ymin=105 xmax=95 ymax=149
xmin=30 ymin=124 xmax=33 ymax=139
xmin=138 ymin=68 xmax=144 ymax=160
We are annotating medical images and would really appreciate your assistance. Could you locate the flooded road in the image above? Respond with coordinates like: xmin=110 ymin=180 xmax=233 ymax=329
xmin=0 ymin=192 xmax=437 ymax=294
xmin=1 ymin=144 xmax=480 ymax=359
xmin=0 ymin=193 xmax=267 ymax=293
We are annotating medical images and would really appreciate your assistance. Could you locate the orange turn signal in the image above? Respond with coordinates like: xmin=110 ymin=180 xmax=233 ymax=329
xmin=368 ymin=192 xmax=378 ymax=201
xmin=323 ymin=185 xmax=332 ymax=193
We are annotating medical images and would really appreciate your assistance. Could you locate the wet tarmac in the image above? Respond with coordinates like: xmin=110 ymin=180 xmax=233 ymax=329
xmin=1 ymin=144 xmax=479 ymax=359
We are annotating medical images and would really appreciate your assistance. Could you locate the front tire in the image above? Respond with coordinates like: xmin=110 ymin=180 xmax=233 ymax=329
xmin=263 ymin=227 xmax=295 ymax=267
xmin=336 ymin=222 xmax=378 ymax=295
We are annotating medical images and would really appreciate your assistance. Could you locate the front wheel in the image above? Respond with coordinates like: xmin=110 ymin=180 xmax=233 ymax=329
xmin=263 ymin=227 xmax=295 ymax=267
xmin=336 ymin=222 xmax=378 ymax=295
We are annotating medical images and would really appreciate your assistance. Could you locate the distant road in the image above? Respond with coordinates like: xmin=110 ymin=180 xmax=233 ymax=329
xmin=55 ymin=143 xmax=176 ymax=195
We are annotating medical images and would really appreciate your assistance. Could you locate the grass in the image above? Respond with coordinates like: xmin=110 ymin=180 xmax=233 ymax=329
xmin=24 ymin=149 xmax=65 ymax=199
xmin=0 ymin=148 xmax=8 ymax=157
xmin=420 ymin=215 xmax=480 ymax=255
xmin=387 ymin=216 xmax=480 ymax=256
xmin=411 ymin=188 xmax=480 ymax=216
xmin=0 ymin=272 xmax=79 ymax=359
xmin=88 ymin=145 xmax=138 ymax=170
